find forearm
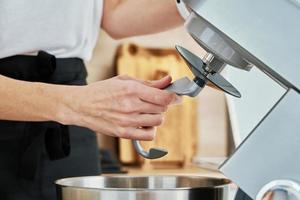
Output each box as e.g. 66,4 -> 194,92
0,75 -> 77,124
102,0 -> 183,39
0,74 -> 180,140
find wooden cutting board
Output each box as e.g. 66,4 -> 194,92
116,44 -> 198,168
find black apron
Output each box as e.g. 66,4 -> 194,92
0,52 -> 101,200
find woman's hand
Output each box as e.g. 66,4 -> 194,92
64,75 -> 181,141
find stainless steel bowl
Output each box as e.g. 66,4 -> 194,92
56,175 -> 231,200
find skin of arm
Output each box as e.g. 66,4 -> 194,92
102,0 -> 184,39
0,75 -> 180,140
0,75 -> 71,122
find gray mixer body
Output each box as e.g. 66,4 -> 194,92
182,0 -> 300,199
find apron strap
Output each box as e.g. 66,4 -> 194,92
0,51 -> 71,180
20,122 -> 70,180
36,51 -> 57,82
45,122 -> 70,161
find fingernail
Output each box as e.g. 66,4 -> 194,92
172,95 -> 182,105
162,75 -> 171,80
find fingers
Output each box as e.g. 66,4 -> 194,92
120,113 -> 164,127
138,100 -> 168,113
119,127 -> 157,141
138,85 -> 178,106
170,95 -> 183,105
103,112 -> 165,128
144,76 -> 183,105
145,75 -> 172,89
109,96 -> 167,114
81,75 -> 183,142
82,116 -> 157,141
118,74 -> 172,89
117,75 -> 181,106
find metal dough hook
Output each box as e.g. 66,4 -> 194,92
132,45 -> 241,159
132,140 -> 168,159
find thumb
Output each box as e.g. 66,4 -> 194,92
146,75 -> 172,89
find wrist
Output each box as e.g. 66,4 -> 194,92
42,83 -> 84,126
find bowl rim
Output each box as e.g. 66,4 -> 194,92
55,175 -> 232,192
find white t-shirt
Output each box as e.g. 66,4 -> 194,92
0,0 -> 103,61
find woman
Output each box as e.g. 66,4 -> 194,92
0,0 -> 183,199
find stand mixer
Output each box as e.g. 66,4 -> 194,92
55,1 -> 300,200
134,0 -> 300,199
